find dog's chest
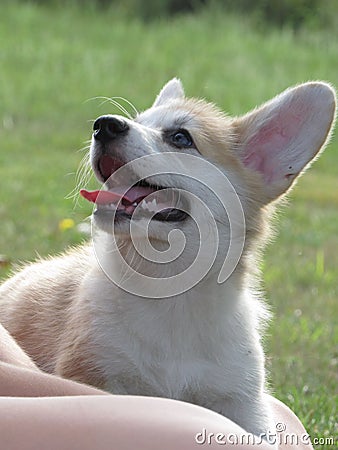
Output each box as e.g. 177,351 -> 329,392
85,274 -> 258,399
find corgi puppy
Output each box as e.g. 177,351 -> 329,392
0,79 -> 335,441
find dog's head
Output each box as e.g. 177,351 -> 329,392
81,79 -> 335,294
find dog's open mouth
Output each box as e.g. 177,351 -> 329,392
80,155 -> 188,222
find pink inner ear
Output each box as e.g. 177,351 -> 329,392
242,107 -> 304,184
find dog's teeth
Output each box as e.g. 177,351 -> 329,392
138,199 -> 158,213
141,200 -> 151,211
132,202 -> 137,207
140,200 -> 147,210
143,198 -> 155,212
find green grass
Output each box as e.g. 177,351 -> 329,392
0,2 -> 337,447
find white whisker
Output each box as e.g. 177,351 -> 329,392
84,96 -> 138,119
66,151 -> 92,206
111,96 -> 139,117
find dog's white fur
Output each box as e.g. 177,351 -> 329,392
0,79 -> 335,440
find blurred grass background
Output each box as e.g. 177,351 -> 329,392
0,1 -> 337,447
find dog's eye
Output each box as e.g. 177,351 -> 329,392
170,130 -> 194,148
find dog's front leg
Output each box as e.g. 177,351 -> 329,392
104,378 -> 130,395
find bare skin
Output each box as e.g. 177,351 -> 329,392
0,323 -> 313,449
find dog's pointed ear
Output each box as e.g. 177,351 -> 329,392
152,78 -> 185,107
233,82 -> 336,202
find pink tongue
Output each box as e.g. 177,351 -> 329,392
80,186 -> 157,205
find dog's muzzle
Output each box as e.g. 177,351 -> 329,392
81,115 -> 189,223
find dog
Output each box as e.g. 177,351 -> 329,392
0,79 -> 335,440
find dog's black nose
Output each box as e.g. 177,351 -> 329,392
93,115 -> 129,142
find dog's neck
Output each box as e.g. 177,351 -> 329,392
94,231 -> 248,307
